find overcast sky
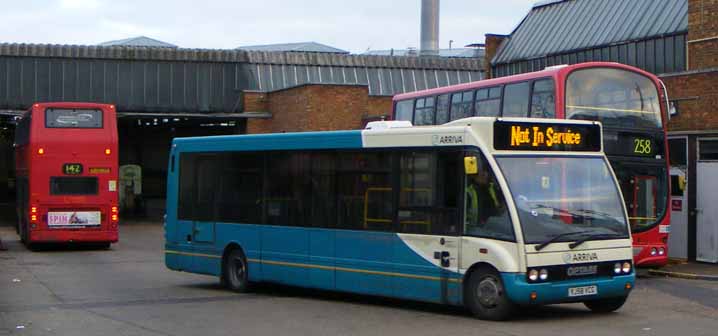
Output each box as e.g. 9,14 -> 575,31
0,0 -> 534,53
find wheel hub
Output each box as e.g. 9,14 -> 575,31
477,277 -> 500,307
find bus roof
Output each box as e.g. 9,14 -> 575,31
392,61 -> 656,102
172,117 -> 603,155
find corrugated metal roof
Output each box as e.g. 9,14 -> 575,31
98,36 -> 178,48
364,48 -> 485,58
237,42 -> 349,54
492,0 -> 688,65
0,43 -> 482,71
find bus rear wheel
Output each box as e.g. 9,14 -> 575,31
465,267 -> 515,321
223,249 -> 250,293
584,296 -> 627,313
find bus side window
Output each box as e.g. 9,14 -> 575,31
337,151 -> 394,231
449,91 -> 474,121
398,151 -> 461,235
394,100 -> 415,122
530,79 -> 556,118
265,153 -> 310,227
217,153 -> 264,224
475,87 -> 502,117
195,156 -> 220,222
435,94 -> 450,124
502,82 -> 530,117
414,97 -> 436,126
464,153 -> 514,241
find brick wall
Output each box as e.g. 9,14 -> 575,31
688,0 -> 718,69
484,34 -> 508,78
245,84 -> 389,134
662,69 -> 718,132
367,96 -> 393,119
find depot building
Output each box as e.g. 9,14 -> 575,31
0,38 -> 484,220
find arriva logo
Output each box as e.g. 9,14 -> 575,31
563,252 -> 599,264
432,135 -> 463,145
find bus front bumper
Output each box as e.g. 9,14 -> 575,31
501,273 -> 635,305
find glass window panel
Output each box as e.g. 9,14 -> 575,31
530,79 -> 556,118
336,151 -> 394,231
465,152 -> 513,241
502,82 -> 530,117
395,100 -> 414,122
435,94 -> 450,124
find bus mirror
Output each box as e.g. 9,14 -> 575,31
464,156 -> 478,175
678,175 -> 686,191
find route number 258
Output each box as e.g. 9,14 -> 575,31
634,139 -> 652,155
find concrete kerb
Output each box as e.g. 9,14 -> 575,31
648,269 -> 718,282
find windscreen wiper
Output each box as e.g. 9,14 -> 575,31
568,233 -> 625,249
534,230 -> 593,251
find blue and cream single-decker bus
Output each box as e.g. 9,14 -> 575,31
164,117 -> 635,320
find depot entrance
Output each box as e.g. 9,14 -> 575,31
0,111 -> 262,226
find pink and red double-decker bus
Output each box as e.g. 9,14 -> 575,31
14,102 -> 119,248
392,62 -> 670,267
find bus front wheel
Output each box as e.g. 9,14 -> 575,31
584,296 -> 627,313
223,249 -> 250,293
465,266 -> 515,321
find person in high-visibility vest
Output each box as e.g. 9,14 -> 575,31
466,170 -> 501,226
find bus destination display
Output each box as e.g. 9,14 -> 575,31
494,121 -> 601,151
63,163 -> 83,175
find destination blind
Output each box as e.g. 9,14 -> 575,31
493,121 -> 601,152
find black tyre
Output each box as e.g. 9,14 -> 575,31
95,242 -> 111,250
465,267 -> 515,321
584,296 -> 627,313
223,249 -> 250,292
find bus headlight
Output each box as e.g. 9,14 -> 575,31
528,269 -> 539,281
658,247 -> 665,256
614,263 -> 622,274
650,248 -> 657,256
622,262 -> 632,274
539,269 -> 549,281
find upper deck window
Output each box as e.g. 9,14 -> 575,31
502,82 -> 530,117
475,86 -> 502,117
530,79 -> 555,118
394,100 -> 414,122
414,97 -> 436,125
566,68 -> 661,129
46,108 -> 103,128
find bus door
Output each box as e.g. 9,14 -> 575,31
631,175 -> 658,228
393,151 -> 462,304
185,156 -> 219,274
192,157 -> 217,245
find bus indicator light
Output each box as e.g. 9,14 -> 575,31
111,206 -> 118,213
111,214 -> 118,222
31,207 -> 37,213
38,148 -> 45,155
31,214 -> 37,222
105,149 -> 111,155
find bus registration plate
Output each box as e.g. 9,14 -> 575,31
568,285 -> 597,297
48,211 -> 101,227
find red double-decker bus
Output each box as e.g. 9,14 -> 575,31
392,62 -> 670,267
14,102 -> 119,248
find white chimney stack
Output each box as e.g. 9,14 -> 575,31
420,0 -> 440,57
